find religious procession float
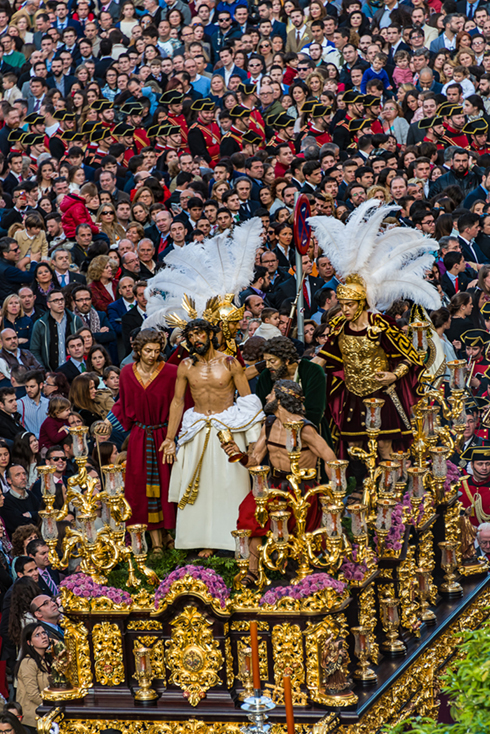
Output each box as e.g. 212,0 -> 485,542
34,203 -> 490,734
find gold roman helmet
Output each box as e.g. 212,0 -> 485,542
337,274 -> 367,320
165,294 -> 245,356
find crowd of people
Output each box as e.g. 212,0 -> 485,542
3,0 -> 490,726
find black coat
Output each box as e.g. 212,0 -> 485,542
429,167 -> 482,198
271,275 -> 324,319
36,567 -> 60,598
121,307 -> 144,355
440,271 -> 471,299
55,358 -> 84,384
0,410 -> 24,442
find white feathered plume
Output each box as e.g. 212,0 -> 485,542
309,200 -> 441,312
145,218 -> 264,328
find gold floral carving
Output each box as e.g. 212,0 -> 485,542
59,721 -> 245,734
153,574 -> 230,617
397,544 -> 421,635
37,707 -> 63,734
445,500 -> 463,564
231,620 -> 269,631
268,623 -> 307,705
132,588 -> 156,612
127,620 -> 163,631
59,587 -> 90,613
225,637 -> 234,689
62,618 -> 93,691
134,636 -> 166,683
165,605 -> 224,706
237,636 -> 268,683
358,584 -> 379,664
92,622 -> 125,686
418,526 -> 438,605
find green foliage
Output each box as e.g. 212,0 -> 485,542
384,617 -> 490,734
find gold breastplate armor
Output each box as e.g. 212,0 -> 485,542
338,332 -> 389,397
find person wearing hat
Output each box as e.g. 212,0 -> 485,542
461,329 -> 490,394
419,115 -> 445,150
463,118 -> 490,157
111,123 -> 137,166
452,398 -> 486,469
85,127 -> 113,167
25,134 -> 48,176
332,90 -> 365,150
459,446 -> 490,528
346,118 -> 372,150
188,99 -> 221,167
160,90 -> 189,148
363,94 -> 383,135
220,105 -> 251,157
24,112 -> 46,139
91,98 -> 115,131
299,104 -> 332,148
241,130 -> 263,157
48,110 -> 77,160
147,124 -> 167,155
437,102 -> 469,148
267,112 -> 296,156
160,124 -> 187,156
237,82 -> 266,141
120,102 -> 150,152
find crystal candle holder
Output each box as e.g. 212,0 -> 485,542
39,510 -> 59,541
249,466 -> 270,498
326,459 -> 349,495
102,464 -> 124,496
363,397 -> 384,431
415,567 -> 436,623
320,500 -> 343,538
422,405 -> 439,438
411,321 -> 429,353
430,447 -> 449,478
239,645 -> 254,700
69,426 -> 89,458
134,646 -> 158,701
110,515 -> 126,536
452,404 -> 466,428
270,510 -> 290,543
380,597 -> 406,655
376,498 -> 396,531
447,359 -> 467,391
438,541 -> 463,596
78,513 -> 98,546
37,465 -> 57,497
407,467 -> 426,499
390,450 -> 409,482
378,461 -> 401,496
349,503 -> 368,537
351,625 -> 377,682
100,500 -> 111,526
283,420 -> 303,455
127,524 -> 149,556
231,529 -> 251,560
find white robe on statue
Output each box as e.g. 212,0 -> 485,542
169,394 -> 264,550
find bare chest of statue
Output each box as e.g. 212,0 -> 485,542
186,357 -> 236,415
338,332 -> 389,397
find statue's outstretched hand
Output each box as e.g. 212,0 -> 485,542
160,438 -> 176,464
375,371 -> 397,387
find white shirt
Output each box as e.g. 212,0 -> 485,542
122,298 -> 134,310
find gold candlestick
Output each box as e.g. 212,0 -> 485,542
415,567 -> 436,624
133,646 -> 158,701
380,598 -> 406,655
351,626 -> 377,682
238,645 -> 254,701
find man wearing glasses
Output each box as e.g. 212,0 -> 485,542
30,289 -> 84,371
0,237 -> 40,301
30,594 -> 64,641
27,538 -> 60,599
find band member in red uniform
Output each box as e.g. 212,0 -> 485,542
463,118 -> 490,156
49,110 -> 77,160
363,94 -> 383,134
147,124 -> 166,155
332,90 -> 365,150
25,133 -> 48,175
266,112 -> 296,155
112,122 -> 137,166
461,329 -> 490,395
120,101 -> 150,152
242,129 -> 264,156
238,82 -> 266,141
220,105 -> 251,157
85,126 -> 113,167
459,446 -> 490,528
438,102 -> 469,148
303,103 -> 332,146
161,90 -> 189,148
91,98 -> 116,131
419,115 -> 446,150
188,98 -> 222,167
347,117 -> 372,149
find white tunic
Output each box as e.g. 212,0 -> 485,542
169,394 -> 264,550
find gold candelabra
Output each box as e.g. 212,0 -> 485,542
347,398 -> 385,518
133,646 -> 158,701
39,426 -> 158,587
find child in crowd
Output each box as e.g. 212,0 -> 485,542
392,50 -> 413,88
361,52 -> 392,94
254,308 -> 283,339
39,396 -> 72,452
13,212 -> 49,260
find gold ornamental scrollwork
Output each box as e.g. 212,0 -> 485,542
59,721 -> 244,734
225,637 -> 234,688
128,619 -> 163,631
445,500 -> 463,564
134,635 -> 166,683
62,618 -> 93,691
152,574 -> 230,617
165,605 -> 224,706
418,526 -> 438,605
397,544 -> 421,635
231,620 -> 269,631
268,623 -> 307,705
303,616 -> 353,706
237,636 -> 268,684
358,584 -> 379,664
92,621 -> 125,686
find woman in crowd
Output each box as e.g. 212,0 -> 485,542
69,374 -> 111,426
86,345 -> 112,381
32,263 -> 56,310
0,295 -> 32,347
15,623 -> 51,734
87,255 -> 118,312
11,433 -> 40,489
0,441 -> 11,495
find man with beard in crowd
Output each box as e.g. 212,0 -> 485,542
161,319 -> 263,557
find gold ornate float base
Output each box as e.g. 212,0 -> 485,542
38,575 -> 490,734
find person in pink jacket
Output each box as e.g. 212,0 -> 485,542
60,182 -> 100,239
